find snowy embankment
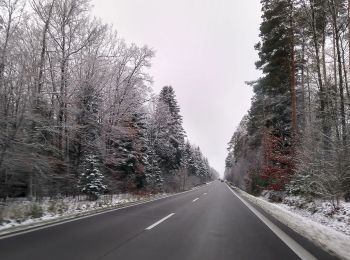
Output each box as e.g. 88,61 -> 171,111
0,193 -> 169,236
232,186 -> 350,260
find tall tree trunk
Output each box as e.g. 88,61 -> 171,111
348,0 -> 350,70
341,36 -> 350,100
306,59 -> 312,125
58,2 -> 67,154
332,22 -> 341,142
301,32 -> 306,127
36,1 -> 55,99
28,0 -> 55,198
310,0 -> 329,140
288,1 -> 297,135
331,0 -> 347,145
322,29 -> 330,111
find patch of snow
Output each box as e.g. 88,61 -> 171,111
280,196 -> 350,236
233,187 -> 350,260
0,193 -> 169,235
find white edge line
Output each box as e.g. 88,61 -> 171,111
145,213 -> 175,230
0,184 -> 209,240
203,193 -> 207,195
225,184 -> 317,260
192,198 -> 199,202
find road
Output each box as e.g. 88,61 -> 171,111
0,181 -> 337,260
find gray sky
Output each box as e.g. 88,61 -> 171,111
91,0 -> 262,176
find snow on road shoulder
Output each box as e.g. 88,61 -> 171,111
232,187 -> 350,260
0,193 -> 168,236
0,184 -> 208,236
280,195 -> 350,236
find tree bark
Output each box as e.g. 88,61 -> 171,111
288,0 -> 297,136
331,0 -> 347,145
310,0 -> 329,140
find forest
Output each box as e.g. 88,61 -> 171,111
225,0 -> 350,204
0,0 -> 217,200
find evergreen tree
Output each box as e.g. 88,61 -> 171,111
113,112 -> 149,191
226,0 -> 299,192
76,82 -> 106,199
183,141 -> 197,175
154,86 -> 186,172
246,0 -> 297,190
254,0 -> 294,132
144,145 -> 163,191
261,127 -> 294,191
181,141 -> 212,183
78,153 -> 106,200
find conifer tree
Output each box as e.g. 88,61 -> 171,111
154,86 -> 186,172
113,112 -> 149,191
144,146 -> 163,191
261,127 -> 294,191
183,141 -> 197,175
249,0 -> 297,189
76,82 -> 106,199
78,153 -> 106,200
254,0 -> 294,131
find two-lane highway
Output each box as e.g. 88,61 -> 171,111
0,181 -> 337,260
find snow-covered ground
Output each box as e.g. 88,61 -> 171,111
277,195 -> 350,236
232,186 -> 350,260
0,193 -> 168,235
0,183 -> 211,236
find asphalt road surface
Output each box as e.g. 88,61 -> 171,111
0,181 -> 337,260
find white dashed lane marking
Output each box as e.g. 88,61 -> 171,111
145,213 -> 175,230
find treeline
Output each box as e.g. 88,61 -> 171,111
225,0 -> 350,203
0,0 -> 217,199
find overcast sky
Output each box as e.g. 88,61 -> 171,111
91,0 -> 262,176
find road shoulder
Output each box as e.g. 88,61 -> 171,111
226,184 -> 345,260
0,184 -> 210,239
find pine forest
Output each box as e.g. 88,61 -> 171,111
225,0 -> 350,204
